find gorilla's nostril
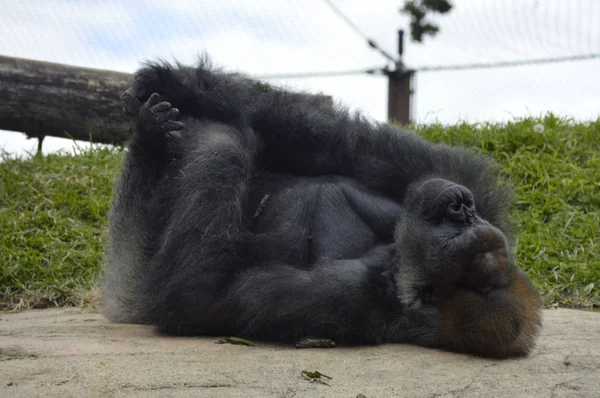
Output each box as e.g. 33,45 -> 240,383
445,202 -> 475,224
463,204 -> 475,224
445,205 -> 463,222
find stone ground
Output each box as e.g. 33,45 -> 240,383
0,308 -> 599,397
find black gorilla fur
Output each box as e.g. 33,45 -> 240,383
102,58 -> 542,358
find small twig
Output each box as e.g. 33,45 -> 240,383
253,193 -> 270,218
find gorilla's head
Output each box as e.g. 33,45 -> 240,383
393,178 -> 542,357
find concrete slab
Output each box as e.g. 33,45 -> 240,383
0,308 -> 599,397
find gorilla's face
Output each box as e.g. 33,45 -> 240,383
394,178 -> 514,306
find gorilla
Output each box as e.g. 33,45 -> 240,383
102,58 -> 542,358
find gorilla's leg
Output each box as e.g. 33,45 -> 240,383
139,117 -> 258,332
393,178 -> 542,357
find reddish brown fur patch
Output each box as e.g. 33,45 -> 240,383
439,269 -> 542,358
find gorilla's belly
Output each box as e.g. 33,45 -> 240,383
249,175 -> 401,266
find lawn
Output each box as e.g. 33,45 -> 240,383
1,114 -> 598,310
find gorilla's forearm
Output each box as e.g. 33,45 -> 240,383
225,259 -> 396,343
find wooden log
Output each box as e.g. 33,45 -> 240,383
0,55 -> 134,145
0,55 -> 335,147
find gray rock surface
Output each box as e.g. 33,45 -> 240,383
0,308 -> 599,397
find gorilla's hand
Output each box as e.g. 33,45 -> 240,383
121,66 -> 166,116
136,93 -> 183,136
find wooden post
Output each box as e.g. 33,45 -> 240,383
387,69 -> 414,125
387,29 -> 414,125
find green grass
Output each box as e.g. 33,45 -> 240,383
416,114 -> 599,307
0,114 -> 598,310
0,145 -> 122,310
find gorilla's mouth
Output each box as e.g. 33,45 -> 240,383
443,222 -> 507,261
461,226 -> 509,262
440,215 -> 486,240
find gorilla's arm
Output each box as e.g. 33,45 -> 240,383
125,61 -> 422,189
124,61 -> 509,228
217,248 -> 401,344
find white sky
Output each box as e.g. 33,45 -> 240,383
1,0 -> 599,156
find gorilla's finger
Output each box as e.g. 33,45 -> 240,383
162,120 -> 185,132
147,93 -> 161,107
151,101 -> 172,113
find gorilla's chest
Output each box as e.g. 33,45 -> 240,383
247,174 -> 402,266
